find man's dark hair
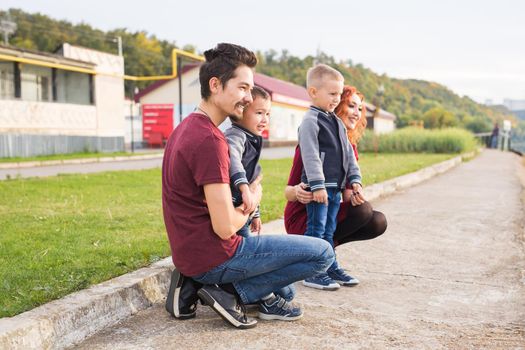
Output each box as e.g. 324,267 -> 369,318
200,43 -> 257,99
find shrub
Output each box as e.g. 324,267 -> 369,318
359,127 -> 478,153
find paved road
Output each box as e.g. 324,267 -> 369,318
73,150 -> 525,349
0,147 -> 295,180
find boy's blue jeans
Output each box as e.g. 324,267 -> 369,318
305,187 -> 341,271
192,234 -> 334,304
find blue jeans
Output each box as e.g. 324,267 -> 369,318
236,218 -> 252,238
305,188 -> 341,247
192,234 -> 334,304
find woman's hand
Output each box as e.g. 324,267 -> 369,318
295,183 -> 314,204
349,183 -> 366,206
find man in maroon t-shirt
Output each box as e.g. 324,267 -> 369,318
162,43 -> 335,329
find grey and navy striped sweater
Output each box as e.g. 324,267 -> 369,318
298,106 -> 361,191
224,123 -> 262,218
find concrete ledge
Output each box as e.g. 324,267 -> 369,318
0,153 -> 164,170
0,259 -> 173,350
0,151 -> 476,349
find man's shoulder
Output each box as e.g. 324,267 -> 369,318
183,114 -> 225,141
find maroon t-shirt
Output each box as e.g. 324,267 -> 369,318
162,113 -> 242,277
284,145 -> 359,235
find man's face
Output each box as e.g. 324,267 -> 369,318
309,78 -> 344,113
216,65 -> 254,118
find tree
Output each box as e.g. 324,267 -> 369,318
423,107 -> 458,129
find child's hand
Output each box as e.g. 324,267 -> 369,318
313,189 -> 328,205
240,185 -> 256,214
250,217 -> 262,234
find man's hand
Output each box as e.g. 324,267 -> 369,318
250,217 -> 262,234
248,175 -> 263,210
313,189 -> 328,205
239,184 -> 256,214
350,183 -> 366,206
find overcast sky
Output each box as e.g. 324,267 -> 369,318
3,0 -> 524,104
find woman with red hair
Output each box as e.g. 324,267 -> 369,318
284,86 -> 387,286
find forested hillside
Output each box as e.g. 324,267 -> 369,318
2,8 -> 516,132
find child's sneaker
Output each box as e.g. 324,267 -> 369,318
302,273 -> 340,291
258,295 -> 303,321
328,267 -> 360,286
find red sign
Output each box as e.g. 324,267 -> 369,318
142,104 -> 174,145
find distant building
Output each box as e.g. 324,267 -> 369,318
365,104 -> 396,134
0,43 -> 125,157
503,99 -> 525,111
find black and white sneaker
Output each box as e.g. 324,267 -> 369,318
165,269 -> 201,320
197,284 -> 257,329
258,295 -> 303,321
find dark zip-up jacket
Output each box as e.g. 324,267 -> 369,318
224,123 -> 262,218
298,106 -> 361,191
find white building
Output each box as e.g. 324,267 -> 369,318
0,43 -> 125,157
365,104 -> 397,134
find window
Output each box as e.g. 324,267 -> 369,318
0,61 -> 15,99
20,64 -> 52,102
55,70 -> 92,105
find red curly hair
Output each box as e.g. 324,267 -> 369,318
334,85 -> 367,145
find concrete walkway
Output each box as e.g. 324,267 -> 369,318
0,147 -> 295,180
72,150 -> 525,349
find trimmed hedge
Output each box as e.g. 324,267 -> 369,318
359,128 -> 478,153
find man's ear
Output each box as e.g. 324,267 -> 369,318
209,77 -> 222,94
307,86 -> 317,99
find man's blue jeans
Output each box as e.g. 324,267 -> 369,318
192,234 -> 334,304
305,188 -> 341,247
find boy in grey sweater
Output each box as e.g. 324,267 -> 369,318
224,86 -> 271,236
298,64 -> 362,290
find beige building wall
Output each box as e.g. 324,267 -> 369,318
0,100 -> 97,135
268,104 -> 306,142
60,43 -> 125,137
373,118 -> 395,134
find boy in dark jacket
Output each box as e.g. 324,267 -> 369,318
224,86 -> 270,236
299,64 -> 362,290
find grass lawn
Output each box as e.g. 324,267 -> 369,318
0,152 -> 456,317
0,151 -> 161,163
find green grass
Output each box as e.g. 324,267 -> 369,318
0,151 -> 161,163
0,152 -> 457,317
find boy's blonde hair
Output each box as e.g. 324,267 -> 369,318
306,64 -> 344,88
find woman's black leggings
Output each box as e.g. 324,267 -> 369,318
333,201 -> 387,246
